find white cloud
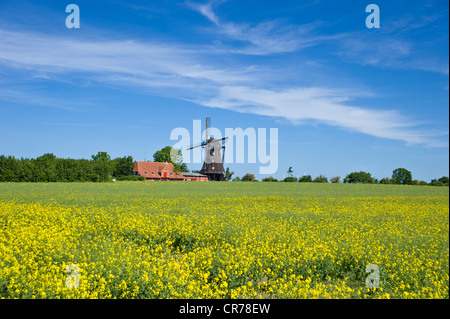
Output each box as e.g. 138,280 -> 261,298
0,28 -> 446,147
0,29 -> 249,87
188,0 -> 338,55
188,1 -> 220,24
333,11 -> 449,75
335,32 -> 449,75
217,20 -> 329,55
0,88 -> 87,111
189,1 -> 449,73
198,86 -> 448,147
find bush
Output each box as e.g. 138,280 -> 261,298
283,176 -> 298,182
429,177 -> 448,187
298,175 -> 313,183
262,177 -> 278,182
241,173 -> 257,182
344,171 -> 375,184
115,175 -> 145,181
330,176 -> 341,183
430,180 -> 443,186
379,177 -> 393,184
313,175 -> 328,183
436,176 -> 449,186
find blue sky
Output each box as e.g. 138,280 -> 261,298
0,0 -> 448,181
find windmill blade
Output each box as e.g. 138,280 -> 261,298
205,117 -> 211,141
219,136 -> 228,144
186,141 -> 206,150
222,144 -> 225,163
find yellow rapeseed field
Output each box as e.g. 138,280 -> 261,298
0,182 -> 448,299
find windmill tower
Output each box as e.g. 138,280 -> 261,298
187,117 -> 228,181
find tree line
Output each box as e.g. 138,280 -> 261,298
1,151 -> 448,187
233,168 -> 449,186
0,152 -> 136,182
0,147 -> 190,183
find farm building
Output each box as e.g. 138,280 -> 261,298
181,172 -> 209,181
132,161 -> 208,181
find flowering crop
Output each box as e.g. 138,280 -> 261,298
0,183 -> 448,299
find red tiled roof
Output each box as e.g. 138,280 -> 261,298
133,161 -> 185,180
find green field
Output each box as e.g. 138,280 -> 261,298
1,181 -> 448,202
0,182 -> 448,298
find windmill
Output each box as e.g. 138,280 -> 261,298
187,117 -> 229,181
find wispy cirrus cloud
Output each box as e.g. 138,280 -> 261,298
188,0 -> 449,74
187,0 -> 337,55
197,86 -> 448,147
0,28 -> 253,93
215,20 -> 333,55
0,26 -> 446,147
334,10 -> 449,75
335,31 -> 449,75
43,122 -> 99,127
187,0 -> 222,24
0,88 -> 86,111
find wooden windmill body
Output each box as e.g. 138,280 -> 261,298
187,118 -> 227,181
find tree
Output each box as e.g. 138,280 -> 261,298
0,155 -> 18,182
330,176 -> 341,183
91,151 -> 112,182
224,167 -> 234,181
379,177 -> 393,184
79,158 -> 96,182
438,176 -> 449,186
313,175 -> 328,183
153,146 -> 185,172
153,146 -> 174,163
179,163 -> 189,173
0,153 -> 135,183
35,153 -> 58,182
232,176 -> 241,182
111,156 -> 134,177
283,167 -> 296,182
298,175 -> 313,183
241,173 -> 256,182
392,168 -> 412,185
430,179 -> 443,186
287,167 -> 294,177
344,171 -> 375,184
262,176 -> 278,182
430,176 -> 449,187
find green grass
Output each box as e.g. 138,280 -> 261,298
1,181 -> 448,205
